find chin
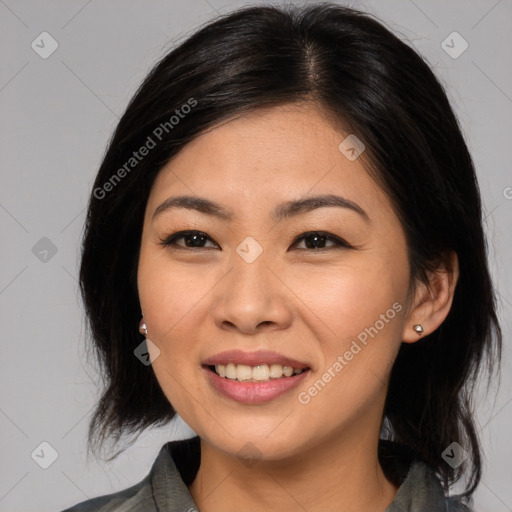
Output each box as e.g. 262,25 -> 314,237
193,415 -> 314,462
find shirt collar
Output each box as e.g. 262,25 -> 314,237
149,436 -> 460,512
149,436 -> 200,512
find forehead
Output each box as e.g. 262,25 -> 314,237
147,104 -> 392,222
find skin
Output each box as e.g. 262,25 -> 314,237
137,102 -> 459,512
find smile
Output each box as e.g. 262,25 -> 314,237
201,350 -> 311,404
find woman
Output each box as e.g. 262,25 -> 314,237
62,3 -> 502,511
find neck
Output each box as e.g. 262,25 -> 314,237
189,423 -> 398,512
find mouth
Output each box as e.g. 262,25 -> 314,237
201,350 -> 311,404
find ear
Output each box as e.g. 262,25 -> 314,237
402,251 -> 459,343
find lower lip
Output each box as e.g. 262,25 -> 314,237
204,367 -> 310,404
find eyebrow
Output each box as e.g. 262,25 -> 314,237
152,194 -> 369,222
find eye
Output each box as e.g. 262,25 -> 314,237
159,230 -> 352,252
159,230 -> 220,250
291,231 -> 353,250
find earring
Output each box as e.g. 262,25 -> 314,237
413,324 -> 424,335
139,318 -> 148,336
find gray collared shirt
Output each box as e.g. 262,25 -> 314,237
61,437 -> 468,512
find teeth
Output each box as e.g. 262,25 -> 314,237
283,366 -> 294,377
237,364 -> 252,381
225,363 -> 237,379
214,363 -> 306,381
252,364 -> 269,380
269,363 -> 283,379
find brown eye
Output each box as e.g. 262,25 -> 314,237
159,230 -> 352,252
160,230 -> 219,250
291,231 -> 352,250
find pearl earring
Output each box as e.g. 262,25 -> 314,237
413,324 -> 424,335
139,318 -> 148,336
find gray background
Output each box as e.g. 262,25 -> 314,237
0,0 -> 511,511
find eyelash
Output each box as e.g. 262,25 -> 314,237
158,230 -> 353,252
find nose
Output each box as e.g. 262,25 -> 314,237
211,255 -> 293,335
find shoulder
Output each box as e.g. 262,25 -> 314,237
60,437 -> 201,512
385,460 -> 470,512
379,441 -> 470,512
59,473 -> 155,512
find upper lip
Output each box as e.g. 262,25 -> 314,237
202,350 -> 310,369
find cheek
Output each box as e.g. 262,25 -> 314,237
293,260 -> 407,343
292,269 -> 407,424
137,252 -> 206,411
138,247 -> 210,342
137,247 -> 226,416
292,259 -> 409,407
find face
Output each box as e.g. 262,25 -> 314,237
137,103 -> 413,461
